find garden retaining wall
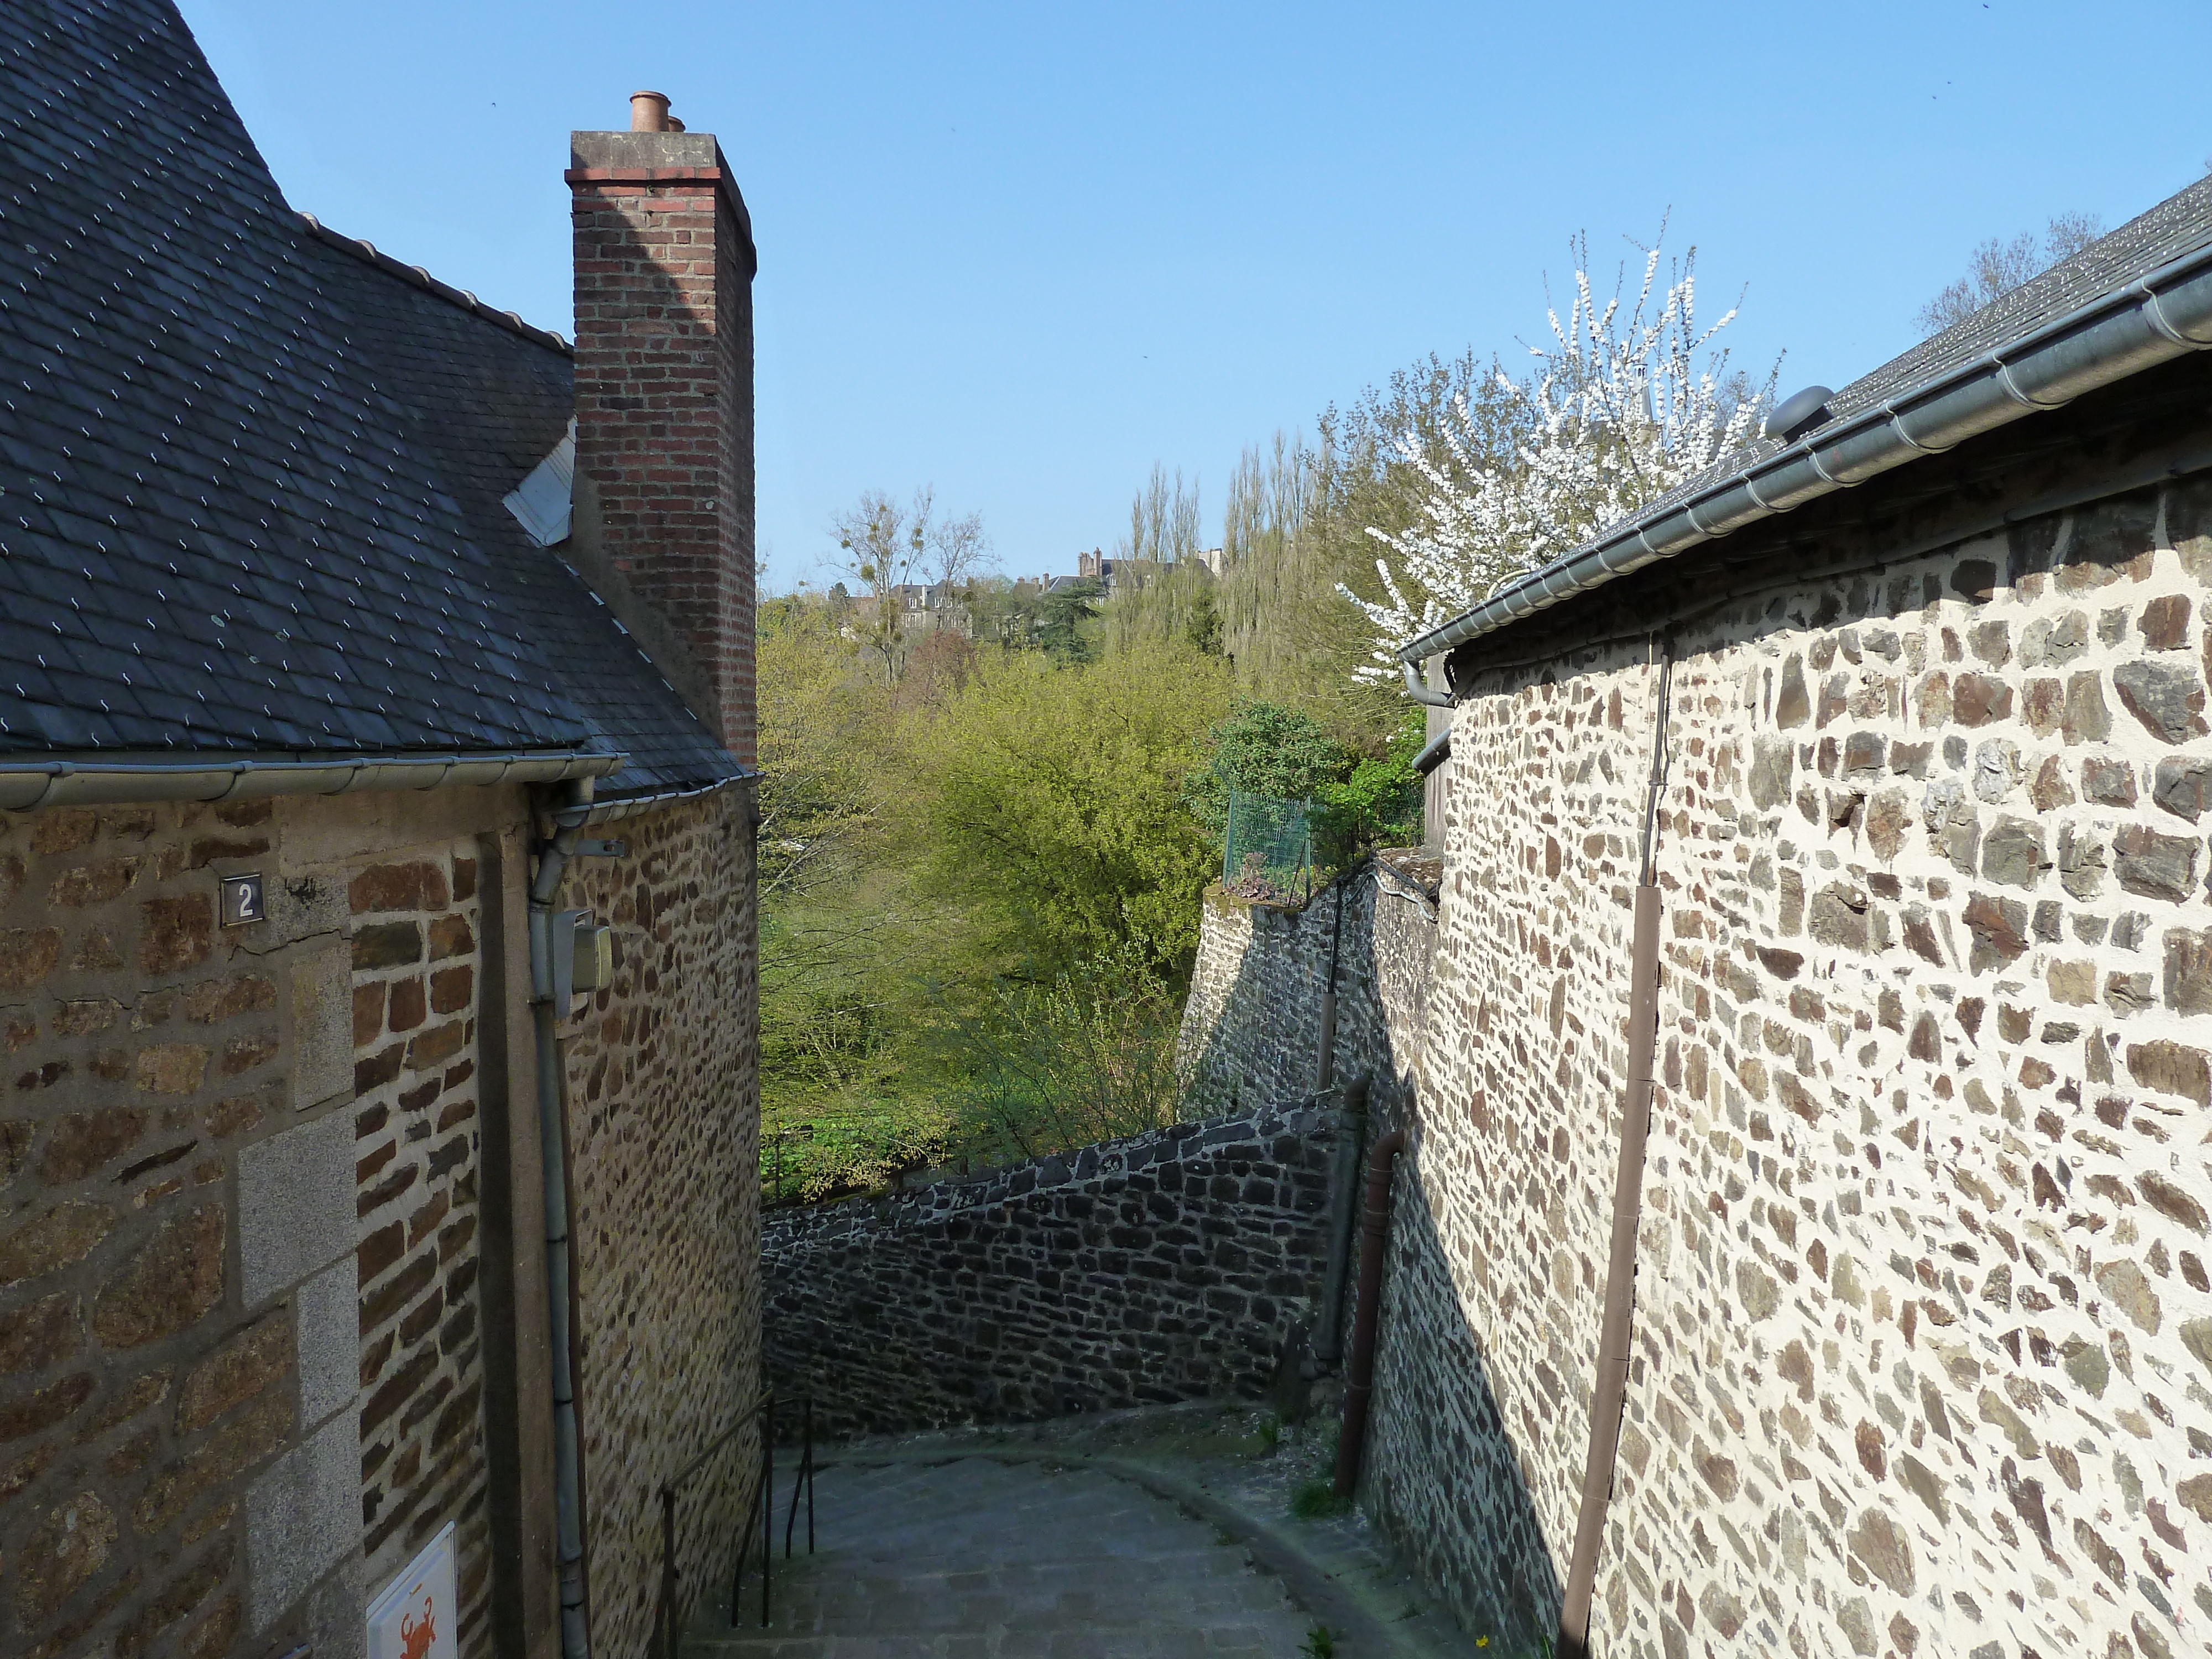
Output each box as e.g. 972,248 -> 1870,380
761,1102 -> 1348,1437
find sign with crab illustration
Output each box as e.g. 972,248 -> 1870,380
366,1522 -> 457,1659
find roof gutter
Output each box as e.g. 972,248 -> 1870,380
1401,660 -> 1453,707
1400,236 -> 2212,672
549,771 -> 757,828
0,749 -> 625,813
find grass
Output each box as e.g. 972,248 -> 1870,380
1300,1625 -> 1337,1658
1288,1477 -> 1351,1520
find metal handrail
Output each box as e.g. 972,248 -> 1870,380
658,1391 -> 816,1657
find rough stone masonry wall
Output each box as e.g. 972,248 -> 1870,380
1178,852 -> 1442,1121
1179,883 -> 1365,1114
0,795 -> 363,1659
763,1102 -> 1347,1439
561,789 -> 759,1659
1358,474 -> 2212,1659
347,842 -> 492,1649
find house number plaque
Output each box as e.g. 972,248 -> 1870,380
219,873 -> 265,926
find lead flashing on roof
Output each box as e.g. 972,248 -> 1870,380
507,422 -> 577,547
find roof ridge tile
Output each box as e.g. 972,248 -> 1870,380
295,212 -> 572,357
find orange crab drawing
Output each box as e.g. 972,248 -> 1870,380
400,1598 -> 438,1659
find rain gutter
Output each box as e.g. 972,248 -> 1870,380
1399,236 -> 2212,675
549,770 -> 757,828
0,749 -> 624,813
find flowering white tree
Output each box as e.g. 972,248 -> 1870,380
1341,234 -> 1766,684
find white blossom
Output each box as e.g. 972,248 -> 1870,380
1342,236 -> 1764,684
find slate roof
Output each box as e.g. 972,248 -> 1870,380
0,0 -> 740,796
1637,174 -> 2212,523
1408,174 -> 2212,663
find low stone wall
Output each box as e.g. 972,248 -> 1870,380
762,1103 -> 1347,1437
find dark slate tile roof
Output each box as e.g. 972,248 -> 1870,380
1829,175 -> 2212,424
1634,175 -> 2212,525
0,0 -> 739,796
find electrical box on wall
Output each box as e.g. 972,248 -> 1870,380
571,916 -> 614,993
527,907 -> 615,1018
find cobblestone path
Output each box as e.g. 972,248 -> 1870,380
684,1454 -> 1325,1657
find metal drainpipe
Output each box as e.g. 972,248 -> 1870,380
1332,1126 -> 1407,1498
1311,1073 -> 1369,1368
1401,658 -> 1453,707
1557,638 -> 1674,1659
531,782 -> 593,1659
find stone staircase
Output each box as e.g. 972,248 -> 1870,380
683,1454 -> 1323,1657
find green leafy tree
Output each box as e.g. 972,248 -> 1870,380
1035,576 -> 1103,664
1183,701 -> 1354,836
932,939 -> 1186,1166
1102,561 -> 1222,659
904,641 -> 1235,974
1310,706 -> 1425,862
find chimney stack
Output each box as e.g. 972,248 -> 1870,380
568,100 -> 757,763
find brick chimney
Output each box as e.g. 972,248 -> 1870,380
567,100 -> 758,764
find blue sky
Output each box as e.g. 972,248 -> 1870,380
179,1 -> 2212,594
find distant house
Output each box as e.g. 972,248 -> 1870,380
1076,546 -> 1224,597
1,7 -> 760,1658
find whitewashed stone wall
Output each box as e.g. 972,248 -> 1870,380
1410,478 -> 2212,1659
1185,474 -> 2212,1658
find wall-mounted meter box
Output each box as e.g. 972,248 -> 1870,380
366,1522 -> 456,1659
529,909 -> 614,1018
571,916 -> 614,993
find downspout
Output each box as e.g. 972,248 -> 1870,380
1332,1126 -> 1407,1497
1557,639 -> 1674,1659
1311,1073 -> 1369,1368
531,781 -> 594,1659
1401,658 -> 1453,707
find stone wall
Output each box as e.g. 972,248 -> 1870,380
347,842 -> 493,1642
1181,469 -> 2212,1656
0,781 -> 760,1659
762,1102 -> 1347,1439
1177,850 -> 1441,1121
1418,476 -> 2212,1657
0,795 -> 360,1659
561,788 -> 759,1659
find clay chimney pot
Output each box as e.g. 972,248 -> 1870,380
629,90 -> 671,132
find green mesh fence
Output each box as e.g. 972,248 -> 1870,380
1221,789 -> 1312,906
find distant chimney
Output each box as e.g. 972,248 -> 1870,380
568,108 -> 758,763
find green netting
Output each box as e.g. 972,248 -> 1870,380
1222,789 -> 1311,906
